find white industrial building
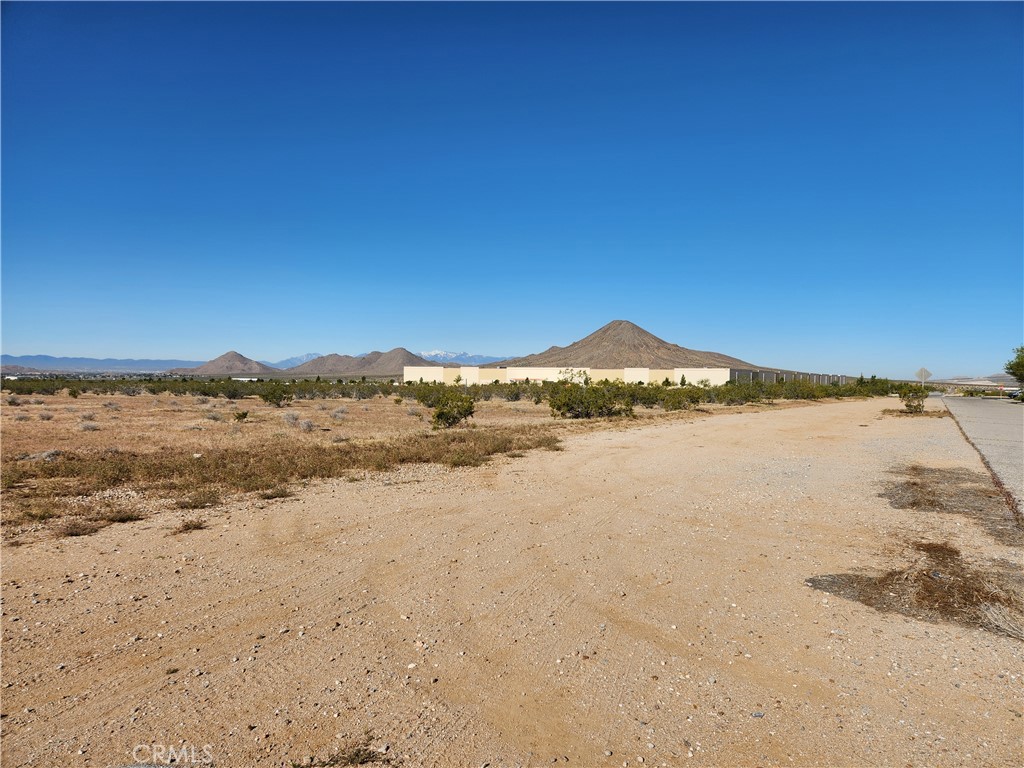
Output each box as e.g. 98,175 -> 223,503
403,366 -> 851,386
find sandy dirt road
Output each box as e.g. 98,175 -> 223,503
2,398 -> 1021,767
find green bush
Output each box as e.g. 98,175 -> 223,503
549,382 -> 633,419
662,385 -> 708,411
898,385 -> 927,413
432,389 -> 475,428
259,383 -> 293,407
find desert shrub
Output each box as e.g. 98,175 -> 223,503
80,422 -> 100,431
549,382 -> 633,419
432,390 -> 475,428
195,396 -> 209,405
103,401 -> 121,410
233,411 -> 248,422
447,449 -> 485,467
716,380 -> 769,405
38,412 -> 54,421
80,412 -> 96,421
298,419 -> 316,432
13,413 -> 30,422
57,518 -> 104,537
260,382 -> 293,407
899,385 -> 928,413
352,384 -> 379,401
412,383 -> 448,409
662,385 -> 707,411
779,379 -> 824,400
102,509 -> 145,523
6,395 -> 21,406
172,517 -> 207,534
282,412 -> 299,426
622,382 -> 664,409
331,407 -> 348,420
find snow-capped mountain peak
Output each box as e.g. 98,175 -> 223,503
259,352 -> 323,369
419,350 -> 505,366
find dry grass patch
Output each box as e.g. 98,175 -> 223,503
808,541 -> 1023,641
55,518 -> 106,537
295,733 -> 390,767
2,426 -> 560,540
15,497 -> 149,541
259,486 -> 293,500
172,517 -> 207,535
176,488 -> 222,509
881,408 -> 949,418
881,464 -> 1022,545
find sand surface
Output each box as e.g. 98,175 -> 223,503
2,398 -> 1021,767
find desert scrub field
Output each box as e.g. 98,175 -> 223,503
0,391 -> 569,542
1,382 -> 865,543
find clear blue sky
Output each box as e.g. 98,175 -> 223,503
2,2 -> 1021,378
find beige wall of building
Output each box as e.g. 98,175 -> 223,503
501,367 -> 588,383
403,366 -> 849,387
478,369 -> 507,384
404,366 -> 738,385
675,368 -> 732,386
649,370 -> 678,385
404,366 -> 446,383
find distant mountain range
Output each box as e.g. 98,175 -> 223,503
0,354 -> 206,372
289,348 -> 430,376
167,348 -> 434,377
419,350 -> 506,366
8,321 -> 1005,381
163,322 -> 749,377
258,353 -> 323,369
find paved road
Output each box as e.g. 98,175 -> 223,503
943,396 -> 1024,509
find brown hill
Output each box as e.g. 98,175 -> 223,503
288,354 -> 362,375
288,348 -> 433,377
171,351 -> 277,376
360,348 -> 433,376
0,365 -> 41,374
494,320 -> 756,369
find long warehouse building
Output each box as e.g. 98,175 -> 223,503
404,366 -> 852,386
